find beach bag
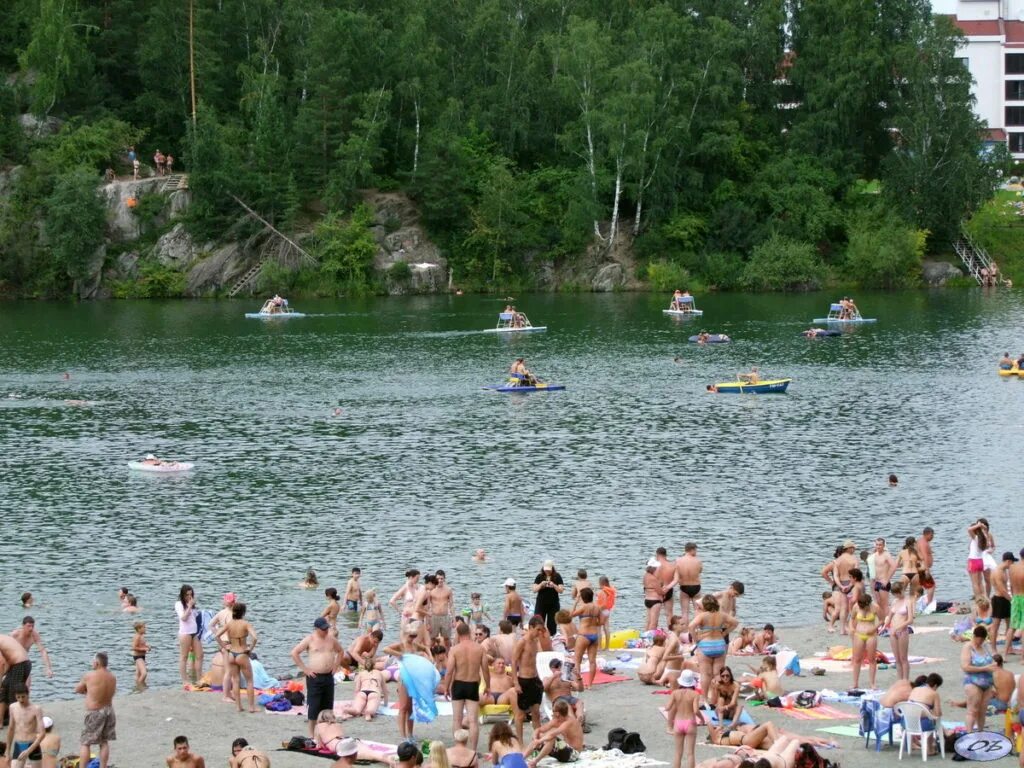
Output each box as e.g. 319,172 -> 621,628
286,736 -> 316,751
794,690 -> 820,709
604,728 -> 628,751
266,696 -> 292,712
284,690 -> 305,706
621,732 -> 647,754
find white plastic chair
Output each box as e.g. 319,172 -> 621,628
894,701 -> 945,761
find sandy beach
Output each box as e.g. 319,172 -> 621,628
27,612 -> 1021,767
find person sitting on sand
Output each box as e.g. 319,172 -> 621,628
480,658 -> 516,707
523,700 -> 583,768
636,632 -> 667,684
747,655 -> 784,699
544,658 -> 585,723
1000,353 -> 1015,370
166,735 -> 206,768
339,660 -> 387,720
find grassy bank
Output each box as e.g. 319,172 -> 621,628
965,188 -> 1024,284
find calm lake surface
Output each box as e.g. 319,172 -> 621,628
1,290 -> 1022,697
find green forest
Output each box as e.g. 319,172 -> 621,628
0,0 -> 1009,297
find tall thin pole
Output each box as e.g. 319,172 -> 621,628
189,0 -> 197,126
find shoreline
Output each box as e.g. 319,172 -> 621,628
24,612 -> 1020,767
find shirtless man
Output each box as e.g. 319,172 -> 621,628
544,659 -> 584,722
8,620 -> 52,687
6,685 -> 44,768
668,543 -> 703,627
485,621 -> 516,664
166,736 -> 205,768
832,540 -> 859,633
503,581 -> 525,630
990,554 -> 1015,656
445,623 -> 490,751
713,582 -> 744,618
524,700 -> 583,768
511,617 -> 544,744
871,540 -> 897,620
206,594 -> 236,702
229,738 -> 270,768
344,568 -> 362,612
290,618 -> 345,736
414,576 -> 442,646
916,528 -> 936,605
655,548 -> 675,627
346,630 -> 383,670
1010,549 -> 1024,663
76,652 -> 116,768
431,571 -> 455,646
992,655 -> 1015,711
0,635 -> 32,731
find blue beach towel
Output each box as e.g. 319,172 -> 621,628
703,707 -> 755,726
399,654 -> 441,723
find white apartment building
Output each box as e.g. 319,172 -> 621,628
944,0 -> 1024,156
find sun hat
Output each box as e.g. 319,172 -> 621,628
223,592 -> 237,603
42,716 -> 53,729
504,578 -> 516,587
679,670 -> 698,688
313,617 -> 330,630
336,738 -> 359,757
543,560 -> 554,569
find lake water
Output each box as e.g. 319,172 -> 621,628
1,290 -> 1022,697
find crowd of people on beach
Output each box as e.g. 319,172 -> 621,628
3,518 -> 1024,768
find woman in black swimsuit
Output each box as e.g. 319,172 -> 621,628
532,561 -> 564,636
447,730 -> 479,768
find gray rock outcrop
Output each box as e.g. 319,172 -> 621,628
922,260 -> 964,286
153,223 -> 198,267
364,190 -> 446,294
102,177 -> 167,241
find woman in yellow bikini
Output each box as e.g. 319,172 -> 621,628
849,594 -> 880,690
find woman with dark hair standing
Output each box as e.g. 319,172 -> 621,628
175,584 -> 204,685
532,560 -> 564,636
220,602 -> 258,712
967,520 -> 991,598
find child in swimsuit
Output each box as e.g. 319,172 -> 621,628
360,590 -> 385,633
39,715 -> 61,768
667,670 -> 703,768
465,593 -> 492,627
132,621 -> 150,687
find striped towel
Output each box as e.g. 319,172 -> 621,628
781,704 -> 858,721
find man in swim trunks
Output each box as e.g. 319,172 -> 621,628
655,547 -> 675,627
668,543 -> 703,627
991,553 -> 1016,656
166,735 -> 206,768
871,539 -> 897,620
346,629 -> 384,670
9,618 -> 53,684
431,571 -> 455,646
344,568 -> 362,612
544,659 -> 585,722
992,655 -> 1015,712
445,623 -> 490,751
228,738 -> 270,768
917,527 -> 936,605
0,634 -> 31,730
1000,353 -> 1015,370
291,618 -> 345,736
524,700 -> 583,768
1009,550 -> 1024,662
76,652 -> 116,768
5,684 -> 44,767
511,617 -> 544,744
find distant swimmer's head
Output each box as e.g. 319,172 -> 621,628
20,592 -> 32,608
888,473 -> 898,486
145,453 -> 156,460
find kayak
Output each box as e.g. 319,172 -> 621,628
482,383 -> 565,393
713,379 -> 791,394
811,316 -> 876,324
663,308 -> 704,317
800,330 -> 842,338
245,311 -> 305,319
688,334 -> 730,343
128,461 -> 195,473
482,325 -> 547,334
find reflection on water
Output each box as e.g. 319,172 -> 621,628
1,289 -> 1022,697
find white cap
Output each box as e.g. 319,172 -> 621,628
504,578 -> 516,587
646,558 -> 659,568
42,716 -> 54,729
543,560 -> 554,569
678,670 -> 698,688
145,453 -> 156,460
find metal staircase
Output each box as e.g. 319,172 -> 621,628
952,228 -> 994,285
227,259 -> 267,297
161,173 -> 189,193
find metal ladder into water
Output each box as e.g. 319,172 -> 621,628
951,228 -> 993,285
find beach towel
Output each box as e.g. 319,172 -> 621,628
538,749 -> 667,768
781,704 -> 857,721
380,700 -> 454,718
399,653 -> 441,723
658,707 -> 755,727
279,739 -> 398,762
591,671 -> 630,685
